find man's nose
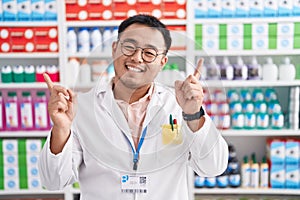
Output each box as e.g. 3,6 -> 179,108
131,48 -> 143,63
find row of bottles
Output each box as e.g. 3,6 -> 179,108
0,89 -> 50,131
67,26 -> 118,54
195,144 -> 270,189
203,88 -> 285,130
195,144 -> 242,188
201,56 -> 297,81
0,64 -> 59,83
65,58 -> 114,86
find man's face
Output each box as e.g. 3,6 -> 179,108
112,23 -> 168,89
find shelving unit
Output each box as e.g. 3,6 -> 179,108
0,1 -> 300,200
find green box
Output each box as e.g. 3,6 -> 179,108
195,37 -> 202,50
244,24 -> 252,37
294,22 -> 300,35
219,36 -> 227,50
269,37 -> 277,49
294,36 -> 300,49
269,23 -> 277,37
243,37 -> 252,50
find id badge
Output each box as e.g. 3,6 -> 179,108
121,175 -> 148,193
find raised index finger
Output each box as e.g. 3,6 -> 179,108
193,58 -> 204,80
43,73 -> 54,91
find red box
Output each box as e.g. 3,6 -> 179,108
113,1 -> 137,20
10,27 -> 35,52
34,27 -> 58,52
0,28 -> 11,53
162,0 -> 186,19
137,1 -> 163,19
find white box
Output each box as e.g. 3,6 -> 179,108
227,24 -> 243,36
249,0 -> 264,16
252,23 -> 268,36
277,36 -> 293,50
203,24 -> 219,37
236,0 -> 249,17
4,178 -> 19,190
227,36 -> 243,50
4,154 -> 18,166
252,36 -> 268,50
194,0 -> 208,18
278,0 -> 293,16
277,23 -> 294,36
28,177 -> 42,189
285,164 -> 299,188
270,164 -> 285,188
221,0 -> 235,17
202,37 -> 219,51
207,0 -> 222,17
4,166 -> 19,178
264,0 -> 278,16
26,139 -> 42,153
27,165 -> 39,177
26,153 -> 39,166
3,139 -> 18,153
285,140 -> 299,164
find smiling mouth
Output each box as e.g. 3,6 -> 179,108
126,65 -> 144,73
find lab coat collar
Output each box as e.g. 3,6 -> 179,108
94,79 -> 166,145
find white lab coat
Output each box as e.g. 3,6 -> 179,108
38,80 -> 228,200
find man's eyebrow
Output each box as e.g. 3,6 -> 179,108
122,38 -> 160,50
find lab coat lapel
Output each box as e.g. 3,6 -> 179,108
142,84 -> 165,129
101,86 -> 131,136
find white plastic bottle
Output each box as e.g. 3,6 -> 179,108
65,58 -> 80,86
241,156 -> 251,188
262,57 -> 278,81
67,27 -> 77,53
233,56 -> 248,80
78,27 -> 90,53
102,27 -> 112,52
90,27 -> 102,52
279,57 -> 296,81
220,56 -> 234,80
248,56 -> 262,80
80,60 -> 91,84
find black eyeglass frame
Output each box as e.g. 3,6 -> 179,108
119,40 -> 166,63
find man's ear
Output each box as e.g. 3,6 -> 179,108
112,41 -> 118,57
160,55 -> 168,70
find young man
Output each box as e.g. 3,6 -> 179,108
39,14 -> 228,200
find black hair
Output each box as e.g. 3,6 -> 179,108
118,14 -> 172,53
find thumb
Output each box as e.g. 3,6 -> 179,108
175,80 -> 183,91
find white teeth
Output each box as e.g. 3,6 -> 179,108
127,66 -> 142,72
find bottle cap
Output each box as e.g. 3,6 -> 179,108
8,92 -> 17,97
22,91 -> 31,97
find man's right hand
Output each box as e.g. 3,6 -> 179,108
43,73 -> 77,154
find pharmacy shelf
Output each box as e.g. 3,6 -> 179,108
0,189 -> 64,195
201,80 -> 300,88
0,131 -> 49,138
0,21 -> 58,27
0,83 -> 48,89
193,17 -> 300,24
66,19 -> 186,27
0,53 -> 59,59
193,188 -> 300,195
220,129 -> 300,137
194,50 -> 300,57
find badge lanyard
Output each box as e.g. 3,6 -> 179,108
123,126 -> 147,171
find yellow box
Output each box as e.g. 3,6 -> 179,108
161,124 -> 182,145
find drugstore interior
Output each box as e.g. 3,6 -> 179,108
1,0 -> 300,200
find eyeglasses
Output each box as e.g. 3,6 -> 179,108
119,41 -> 166,63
